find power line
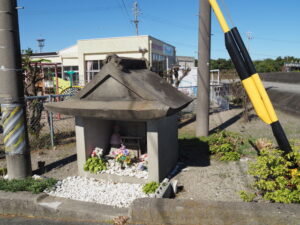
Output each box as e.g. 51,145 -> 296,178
120,0 -> 132,21
255,36 -> 300,44
116,0 -> 135,33
20,6 -> 120,15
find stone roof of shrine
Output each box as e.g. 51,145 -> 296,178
45,54 -> 193,121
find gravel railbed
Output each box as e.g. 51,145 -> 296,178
45,176 -> 149,208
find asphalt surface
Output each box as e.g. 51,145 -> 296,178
0,215 -> 111,225
263,81 -> 300,94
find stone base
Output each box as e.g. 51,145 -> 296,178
75,115 -> 178,183
79,171 -> 147,184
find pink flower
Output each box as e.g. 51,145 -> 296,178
91,151 -> 97,157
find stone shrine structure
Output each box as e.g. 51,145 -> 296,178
46,55 -> 193,182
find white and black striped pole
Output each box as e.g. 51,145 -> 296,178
0,0 -> 32,178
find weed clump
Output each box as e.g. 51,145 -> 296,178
142,181 -> 159,194
202,130 -> 246,161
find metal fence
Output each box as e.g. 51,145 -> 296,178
25,94 -> 75,149
0,94 -> 75,154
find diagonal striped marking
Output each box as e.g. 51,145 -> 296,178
5,125 -> 25,147
3,109 -> 23,137
3,118 -> 24,144
3,106 -> 21,127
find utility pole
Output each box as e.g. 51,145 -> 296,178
132,1 -> 140,36
196,0 -> 211,137
0,0 -> 32,178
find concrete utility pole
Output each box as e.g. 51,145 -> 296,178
196,0 -> 211,137
0,0 -> 32,178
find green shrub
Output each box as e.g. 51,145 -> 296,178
244,143 -> 300,203
202,130 -> 246,161
83,157 -> 107,173
0,177 -> 57,194
142,181 -> 159,194
0,168 -> 7,176
240,191 -> 256,202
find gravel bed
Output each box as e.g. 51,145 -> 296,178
45,176 -> 149,208
101,159 -> 148,179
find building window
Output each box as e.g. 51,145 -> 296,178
85,60 -> 103,83
151,53 -> 166,73
63,66 -> 79,85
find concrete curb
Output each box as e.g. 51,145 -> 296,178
130,198 -> 300,225
1,190 -> 300,225
0,190 -> 128,223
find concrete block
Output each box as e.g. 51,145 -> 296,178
147,115 -> 178,182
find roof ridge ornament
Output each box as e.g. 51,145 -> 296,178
104,54 -> 147,71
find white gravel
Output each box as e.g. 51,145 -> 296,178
102,159 -> 148,179
45,176 -> 149,208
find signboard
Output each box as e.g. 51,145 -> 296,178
163,44 -> 174,56
152,43 -> 163,52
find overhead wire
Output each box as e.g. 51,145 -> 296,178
220,0 -> 235,27
115,0 -> 135,33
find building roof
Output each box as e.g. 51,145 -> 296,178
176,56 -> 195,61
31,52 -> 58,57
45,55 -> 192,121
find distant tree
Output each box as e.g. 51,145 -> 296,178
210,58 -> 234,70
164,66 -> 191,88
22,48 -> 49,134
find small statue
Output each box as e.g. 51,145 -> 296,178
110,125 -> 121,146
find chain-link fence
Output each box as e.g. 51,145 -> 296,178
0,94 -> 75,155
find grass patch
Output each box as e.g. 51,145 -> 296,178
0,177 -> 57,194
179,130 -> 256,161
200,130 -> 252,161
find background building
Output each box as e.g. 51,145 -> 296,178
176,56 -> 195,68
31,35 -> 176,86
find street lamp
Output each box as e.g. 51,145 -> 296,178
37,38 -> 45,53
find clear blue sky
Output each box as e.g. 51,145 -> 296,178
18,0 -> 300,60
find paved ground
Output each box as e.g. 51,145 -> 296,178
0,215 -> 110,225
263,81 -> 300,94
176,108 -> 299,202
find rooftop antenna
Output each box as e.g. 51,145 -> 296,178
37,38 -> 45,53
132,1 -> 140,35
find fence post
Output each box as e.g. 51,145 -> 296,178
48,95 -> 54,147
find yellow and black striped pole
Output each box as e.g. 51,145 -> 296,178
208,0 -> 292,154
2,104 -> 27,155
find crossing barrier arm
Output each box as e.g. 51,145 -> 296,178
208,0 -> 292,154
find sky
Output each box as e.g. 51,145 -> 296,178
17,0 -> 300,60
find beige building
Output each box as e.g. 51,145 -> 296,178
176,56 -> 195,68
31,35 -> 176,86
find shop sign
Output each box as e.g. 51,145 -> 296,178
163,44 -> 174,56
152,43 -> 163,52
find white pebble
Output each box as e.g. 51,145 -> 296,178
45,176 -> 149,208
